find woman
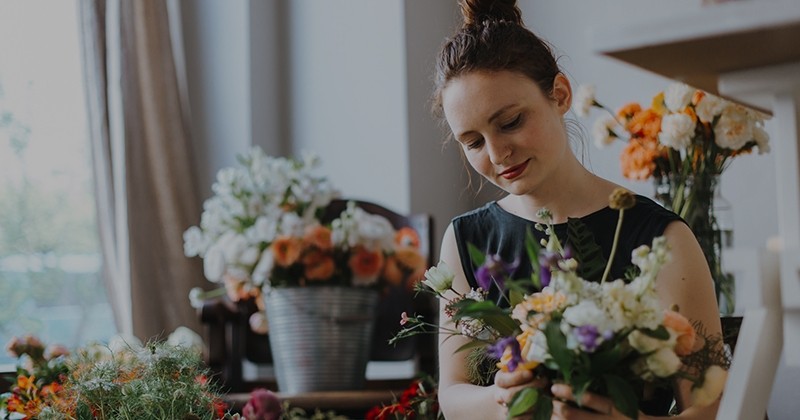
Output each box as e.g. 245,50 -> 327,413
433,1 -> 723,418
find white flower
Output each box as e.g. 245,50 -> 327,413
714,104 -> 755,150
249,311 -> 269,335
522,330 -> 549,363
239,246 -> 261,266
592,115 -> 618,149
251,214 -> 279,243
251,251 -> 275,286
573,84 -> 596,117
646,347 -> 682,377
188,287 -> 205,309
659,113 -> 695,150
562,300 -> 605,329
664,83 -> 694,112
422,261 -> 455,293
182,226 -> 206,257
692,365 -> 728,406
108,333 -> 143,354
203,244 -> 226,282
167,326 -> 204,353
753,125 -> 771,154
695,93 -> 727,123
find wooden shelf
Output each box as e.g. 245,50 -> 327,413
591,0 -> 800,110
225,389 -> 402,415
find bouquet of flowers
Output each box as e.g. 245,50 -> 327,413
1,332 -> 230,420
184,147 -> 427,332
573,83 -> 771,314
396,189 -> 728,419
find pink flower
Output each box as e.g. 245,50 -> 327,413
242,388 -> 282,420
400,312 -> 409,326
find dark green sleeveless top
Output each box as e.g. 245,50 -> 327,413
451,194 -> 685,415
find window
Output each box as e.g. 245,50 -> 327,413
0,0 -> 115,367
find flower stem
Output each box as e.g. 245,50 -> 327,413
601,209 -> 625,284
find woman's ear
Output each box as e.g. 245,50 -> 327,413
552,73 -> 572,115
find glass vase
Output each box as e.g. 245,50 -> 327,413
653,174 -> 735,315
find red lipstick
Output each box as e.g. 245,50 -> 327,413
499,160 -> 529,180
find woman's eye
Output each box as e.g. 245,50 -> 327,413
466,138 -> 484,150
501,114 -> 522,130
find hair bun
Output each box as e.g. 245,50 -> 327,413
459,0 -> 522,27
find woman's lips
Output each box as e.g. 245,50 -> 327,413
499,160 -> 529,180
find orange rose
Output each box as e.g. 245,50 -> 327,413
620,136 -> 663,180
382,255 -> 405,286
617,102 -> 642,121
271,236 -> 302,267
663,310 -> 696,356
627,109 -> 662,139
302,250 -> 335,281
348,246 -> 385,279
395,227 -> 420,249
303,224 -> 333,251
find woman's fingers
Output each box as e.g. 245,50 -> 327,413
551,384 -> 616,418
494,368 -> 533,388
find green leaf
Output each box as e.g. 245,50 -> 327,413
452,300 -> 518,336
525,228 -> 542,289
590,346 -> 624,375
532,396 -> 553,420
467,243 -> 486,268
641,325 -> 670,340
566,217 -> 607,281
509,288 -> 524,307
543,321 -> 572,379
454,339 -> 490,354
508,387 -> 538,418
603,374 -> 640,420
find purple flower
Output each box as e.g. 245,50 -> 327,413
488,336 -> 523,372
475,254 -> 519,291
538,246 -> 574,289
574,325 -> 601,353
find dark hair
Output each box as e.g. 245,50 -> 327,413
432,0 -> 561,117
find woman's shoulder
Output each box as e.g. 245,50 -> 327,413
451,201 -> 501,225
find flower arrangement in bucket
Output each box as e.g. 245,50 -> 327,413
0,331 -> 230,420
183,147 -> 428,392
395,189 -> 729,419
573,83 -> 771,314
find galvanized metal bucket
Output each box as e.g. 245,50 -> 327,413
264,286 -> 379,393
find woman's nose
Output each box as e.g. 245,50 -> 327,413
487,139 -> 511,165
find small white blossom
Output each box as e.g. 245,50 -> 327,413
695,93 -> 727,123
251,251 -> 275,286
646,347 -> 682,377
664,83 -> 694,112
167,326 -> 204,353
592,115 -> 619,149
572,84 -> 597,117
659,113 -> 695,150
422,261 -> 455,293
715,104 -> 755,150
753,125 -> 771,154
249,311 -> 269,335
182,226 -> 206,257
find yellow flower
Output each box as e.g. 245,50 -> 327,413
609,188 -> 636,210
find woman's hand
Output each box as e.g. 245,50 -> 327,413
551,384 -> 637,419
494,369 -> 549,417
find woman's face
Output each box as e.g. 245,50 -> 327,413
441,70 -> 573,197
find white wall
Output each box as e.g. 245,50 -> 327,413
286,0 -> 410,212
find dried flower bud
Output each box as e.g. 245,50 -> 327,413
609,188 -> 636,210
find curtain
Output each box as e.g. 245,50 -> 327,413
79,0 -> 205,340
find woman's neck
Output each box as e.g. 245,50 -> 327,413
498,162 -> 617,224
